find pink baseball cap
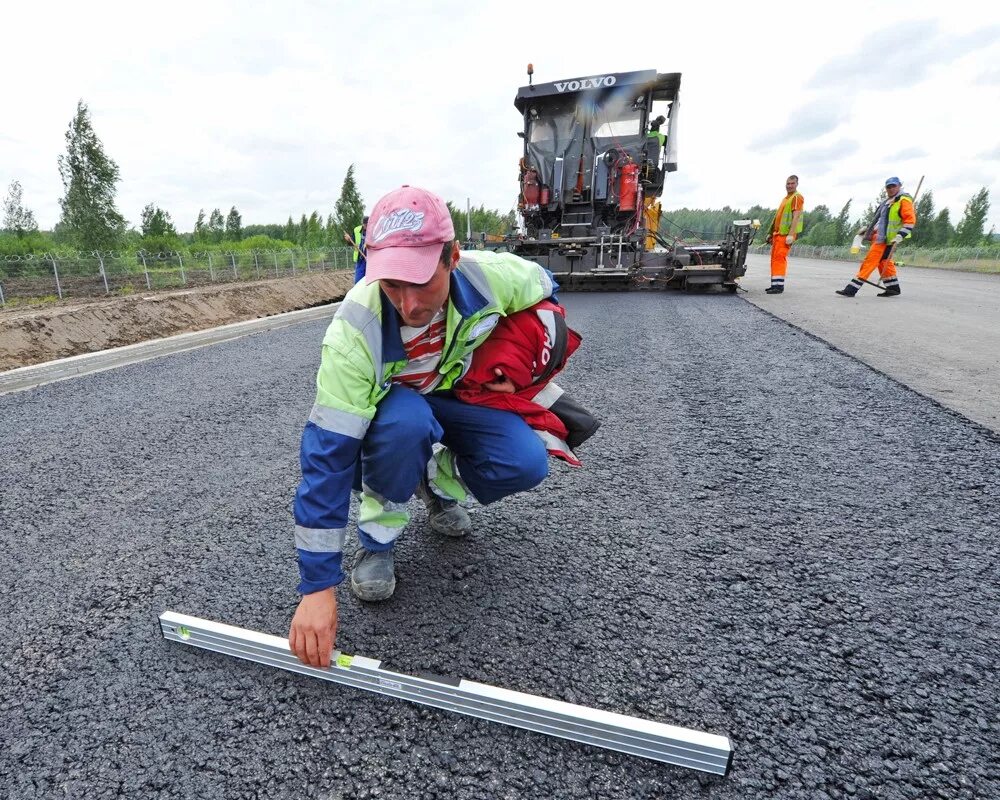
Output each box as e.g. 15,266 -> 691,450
364,185 -> 456,285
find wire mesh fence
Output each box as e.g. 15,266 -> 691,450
749,243 -> 1000,273
3,242 -> 996,308
0,247 -> 356,306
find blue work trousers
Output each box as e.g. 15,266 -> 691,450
353,385 -> 549,551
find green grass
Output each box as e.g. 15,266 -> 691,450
0,294 -> 61,310
899,258 -> 1000,273
750,245 -> 1000,274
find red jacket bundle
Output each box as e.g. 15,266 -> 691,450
455,300 -> 600,466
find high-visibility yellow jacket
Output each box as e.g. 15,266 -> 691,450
772,192 -> 805,235
866,193 -> 916,243
292,251 -> 556,593
351,223 -> 363,264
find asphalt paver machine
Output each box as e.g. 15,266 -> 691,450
498,68 -> 755,291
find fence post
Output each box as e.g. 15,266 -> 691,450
97,252 -> 110,294
178,252 -> 186,285
290,249 -> 296,275
253,250 -> 261,280
274,251 -> 280,278
207,252 -> 215,281
51,255 -> 63,299
231,252 -> 238,279
140,253 -> 151,289
0,281 -> 5,307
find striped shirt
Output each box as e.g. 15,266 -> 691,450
392,310 -> 446,393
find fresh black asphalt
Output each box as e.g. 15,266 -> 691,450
1,292 -> 997,799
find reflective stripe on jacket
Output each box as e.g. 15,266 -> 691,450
292,250 -> 556,593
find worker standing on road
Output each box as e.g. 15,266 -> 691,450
289,185 -> 562,669
764,175 -> 804,294
344,215 -> 369,284
836,177 -> 915,298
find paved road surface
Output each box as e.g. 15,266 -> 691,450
1,293 -> 997,799
742,253 -> 1000,433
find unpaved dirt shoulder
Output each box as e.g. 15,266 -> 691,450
0,272 -> 354,371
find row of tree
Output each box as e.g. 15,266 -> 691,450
661,187 -> 994,248
1,102 -> 515,257
3,100 -> 993,256
0,99 -> 372,255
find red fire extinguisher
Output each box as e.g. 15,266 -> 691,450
522,167 -> 540,206
618,163 -> 638,211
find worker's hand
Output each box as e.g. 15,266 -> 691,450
289,588 -> 338,668
892,233 -> 904,245
785,234 -> 795,245
483,368 -> 517,393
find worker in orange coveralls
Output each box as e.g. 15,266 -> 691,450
764,175 -> 804,294
837,176 -> 915,298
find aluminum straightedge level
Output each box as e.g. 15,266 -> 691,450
160,611 -> 733,775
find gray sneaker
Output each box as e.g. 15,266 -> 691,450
349,548 -> 396,601
416,479 -> 471,538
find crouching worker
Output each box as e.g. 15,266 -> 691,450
455,299 -> 599,466
289,185 -> 564,668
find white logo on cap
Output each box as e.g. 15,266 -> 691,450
371,209 -> 425,243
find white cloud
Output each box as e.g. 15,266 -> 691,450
937,167 -> 997,191
807,19 -> 1000,89
975,66 -> 1000,86
796,138 -> 860,164
2,0 -> 999,233
748,100 -> 842,151
892,147 -> 930,161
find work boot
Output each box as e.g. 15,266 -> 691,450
416,479 -> 471,538
836,279 -> 861,297
876,285 -> 901,297
350,548 -> 395,601
764,285 -> 784,294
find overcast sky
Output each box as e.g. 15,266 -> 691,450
3,0 -> 999,232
